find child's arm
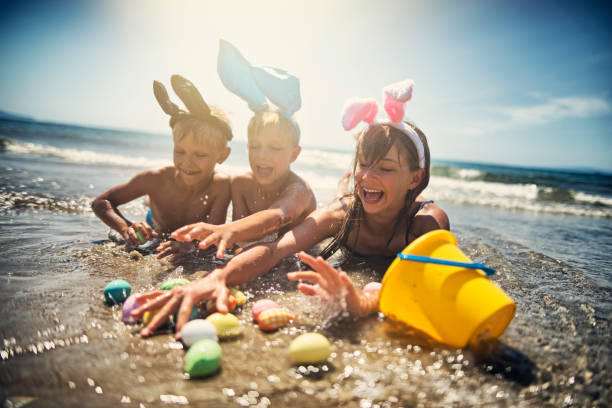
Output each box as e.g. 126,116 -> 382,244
173,179 -> 315,258
133,202 -> 344,337
287,251 -> 380,317
207,175 -> 232,225
91,171 -> 158,246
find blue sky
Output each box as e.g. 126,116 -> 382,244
1,0 -> 611,170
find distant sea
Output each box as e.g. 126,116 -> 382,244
1,117 -> 610,407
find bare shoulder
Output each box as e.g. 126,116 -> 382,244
284,171 -> 314,197
133,166 -> 172,187
231,172 -> 255,195
413,199 -> 450,235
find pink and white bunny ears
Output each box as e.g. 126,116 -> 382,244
341,79 -> 425,169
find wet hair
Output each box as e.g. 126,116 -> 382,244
319,123 -> 431,259
172,106 -> 232,149
247,111 -> 300,145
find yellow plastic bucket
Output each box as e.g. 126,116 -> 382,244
379,230 -> 515,348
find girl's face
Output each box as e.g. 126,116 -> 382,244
354,141 -> 422,215
247,127 -> 300,188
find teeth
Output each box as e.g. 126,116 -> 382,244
362,187 -> 381,193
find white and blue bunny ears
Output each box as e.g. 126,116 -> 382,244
341,79 -> 425,169
217,39 -> 302,141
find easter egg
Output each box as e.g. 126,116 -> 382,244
257,308 -> 296,331
205,313 -> 242,338
104,279 -> 131,304
180,319 -> 218,346
289,333 -> 331,364
160,278 -> 190,290
229,288 -> 246,305
184,339 -> 221,378
363,282 -> 382,292
251,299 -> 280,320
206,295 -> 237,313
122,294 -> 145,324
142,308 -> 162,325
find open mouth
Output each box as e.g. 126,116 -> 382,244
361,186 -> 384,203
256,165 -> 273,178
181,169 -> 200,176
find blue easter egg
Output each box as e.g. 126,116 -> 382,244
104,279 -> 131,304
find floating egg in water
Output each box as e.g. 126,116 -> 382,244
180,319 -> 218,346
229,288 -> 246,305
289,333 -> 331,364
257,308 -> 296,331
104,279 -> 131,304
184,339 -> 222,378
160,278 -> 190,290
122,294 -> 145,324
205,313 -> 242,338
251,299 -> 280,320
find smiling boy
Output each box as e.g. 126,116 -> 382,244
92,76 -> 232,258
171,111 -> 316,258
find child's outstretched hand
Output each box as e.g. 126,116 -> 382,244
130,270 -> 231,338
122,221 -> 157,246
156,240 -> 197,264
287,251 -> 379,317
172,222 -> 236,259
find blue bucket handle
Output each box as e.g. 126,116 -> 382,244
396,253 -> 496,276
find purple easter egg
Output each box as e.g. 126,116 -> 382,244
122,294 -> 145,324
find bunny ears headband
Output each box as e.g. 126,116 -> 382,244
217,39 -> 302,141
342,79 -> 425,169
153,75 -> 232,141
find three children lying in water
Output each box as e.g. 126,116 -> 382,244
92,40 -> 449,338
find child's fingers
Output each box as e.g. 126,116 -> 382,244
174,295 -> 196,336
216,238 -> 228,259
171,223 -> 198,240
287,271 -> 322,285
297,283 -> 319,296
131,291 -> 172,317
140,295 -> 180,337
310,256 -> 342,289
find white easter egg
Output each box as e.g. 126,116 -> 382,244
180,319 -> 218,347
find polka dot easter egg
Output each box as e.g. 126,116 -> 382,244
257,308 -> 297,331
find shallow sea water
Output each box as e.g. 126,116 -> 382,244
0,202 -> 610,408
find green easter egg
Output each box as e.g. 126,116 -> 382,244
160,278 -> 190,290
184,339 -> 221,378
289,332 -> 331,364
104,279 -> 131,304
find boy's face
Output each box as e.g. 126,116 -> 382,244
247,127 -> 300,186
173,133 -> 230,186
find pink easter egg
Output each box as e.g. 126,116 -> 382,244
251,299 -> 280,321
122,294 -> 145,324
363,282 -> 382,292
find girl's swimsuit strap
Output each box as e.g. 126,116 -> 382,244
405,200 -> 434,245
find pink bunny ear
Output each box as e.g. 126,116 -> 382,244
383,79 -> 414,123
341,98 -> 379,130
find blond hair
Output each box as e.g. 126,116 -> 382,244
172,106 -> 232,148
247,111 -> 300,145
